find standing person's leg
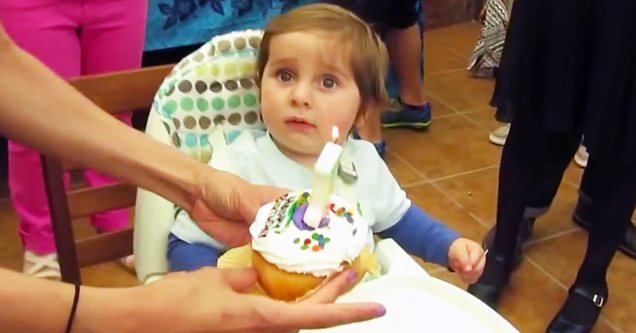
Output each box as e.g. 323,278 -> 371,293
79,0 -> 147,239
573,159 -> 636,259
467,112 -> 542,308
481,0 -> 513,145
547,155 -> 636,331
0,0 -> 81,279
380,0 -> 431,130
341,0 -> 427,157
488,77 -> 512,146
481,125 -> 580,266
489,68 -> 513,146
467,105 -> 581,308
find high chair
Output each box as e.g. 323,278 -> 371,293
42,64 -> 174,284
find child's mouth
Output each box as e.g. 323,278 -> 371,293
285,118 -> 315,130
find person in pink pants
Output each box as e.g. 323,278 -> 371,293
0,0 -> 147,279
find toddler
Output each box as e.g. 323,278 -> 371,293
167,4 -> 485,283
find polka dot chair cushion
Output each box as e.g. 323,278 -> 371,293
151,29 -> 265,163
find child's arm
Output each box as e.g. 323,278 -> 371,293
376,205 -> 460,267
353,141 -> 466,268
353,141 -> 459,267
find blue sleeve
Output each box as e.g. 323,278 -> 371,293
377,204 -> 460,267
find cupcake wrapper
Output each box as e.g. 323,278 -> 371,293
217,245 -> 267,296
217,245 -> 381,301
359,246 -> 382,278
218,245 -> 380,275
217,245 -> 253,269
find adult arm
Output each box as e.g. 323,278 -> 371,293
0,268 -> 138,332
0,264 -> 383,332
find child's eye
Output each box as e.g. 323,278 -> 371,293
276,70 -> 293,82
321,77 -> 338,89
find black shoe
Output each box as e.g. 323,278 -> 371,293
573,194 -> 636,260
482,217 -> 536,269
546,285 -> 607,333
467,252 -> 514,309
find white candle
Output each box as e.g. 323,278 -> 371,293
304,126 -> 342,228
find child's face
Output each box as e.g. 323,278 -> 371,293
260,31 -> 363,158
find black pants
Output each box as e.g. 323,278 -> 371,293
522,138 -> 595,217
325,0 -> 420,30
493,104 -> 636,288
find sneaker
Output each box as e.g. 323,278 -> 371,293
351,132 -> 386,159
381,101 -> 432,130
488,124 -> 509,146
373,141 -> 386,159
118,255 -> 136,273
574,145 -> 588,168
23,251 -> 61,280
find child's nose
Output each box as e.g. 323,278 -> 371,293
291,82 -> 312,108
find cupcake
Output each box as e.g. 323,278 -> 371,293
218,190 -> 379,302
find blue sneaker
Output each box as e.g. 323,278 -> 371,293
372,140 -> 386,159
351,132 -> 386,159
381,101 -> 432,130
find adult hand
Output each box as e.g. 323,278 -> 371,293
139,267 -> 385,332
190,170 -> 289,246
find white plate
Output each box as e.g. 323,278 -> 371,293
302,275 -> 519,333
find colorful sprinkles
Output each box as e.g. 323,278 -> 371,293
258,191 -> 360,252
328,203 -> 355,223
294,232 -> 331,251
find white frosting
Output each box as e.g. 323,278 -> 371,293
249,190 -> 369,277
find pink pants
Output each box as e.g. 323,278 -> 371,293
0,0 -> 148,254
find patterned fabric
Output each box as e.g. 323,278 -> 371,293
145,0 -> 316,51
151,30 -> 266,163
467,0 -> 512,78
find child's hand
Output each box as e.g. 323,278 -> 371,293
447,238 -> 486,283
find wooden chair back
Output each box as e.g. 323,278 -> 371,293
41,64 -> 174,284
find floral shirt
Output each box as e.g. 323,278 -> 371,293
145,0 -> 317,51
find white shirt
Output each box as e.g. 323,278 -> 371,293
170,130 -> 411,250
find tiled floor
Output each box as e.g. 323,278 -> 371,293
0,22 -> 634,332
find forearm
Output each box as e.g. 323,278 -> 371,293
377,205 -> 460,266
0,268 -> 146,332
0,26 -> 206,212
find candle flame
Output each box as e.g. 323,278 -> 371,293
331,126 -> 339,143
